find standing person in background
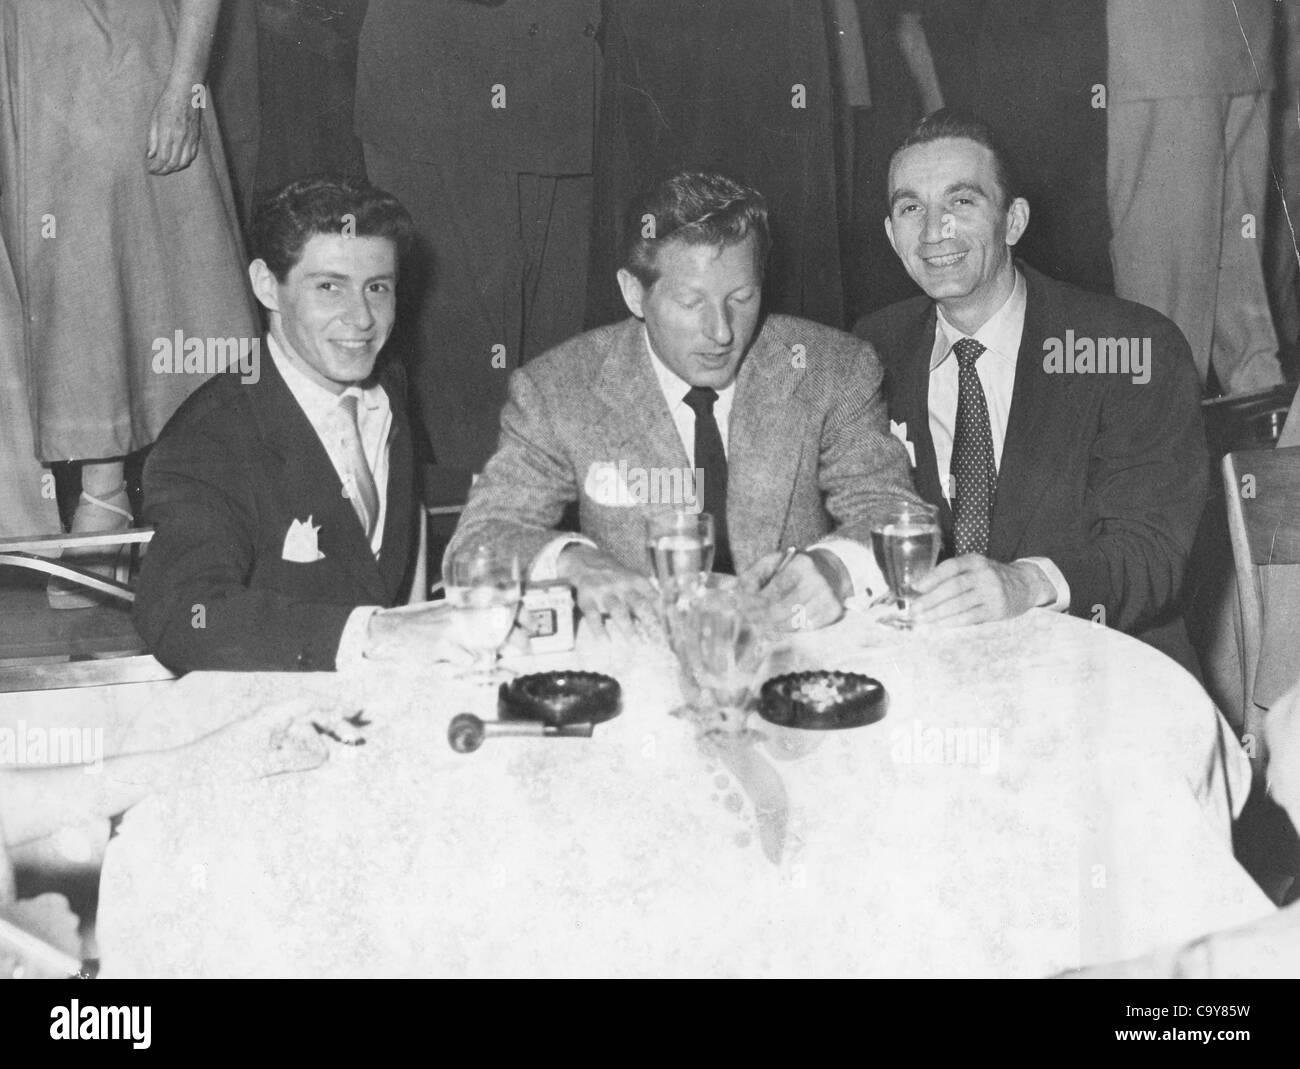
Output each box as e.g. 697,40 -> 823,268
924,1 -> 1113,297
0,0 -> 258,601
353,0 -> 601,481
588,0 -> 844,332
1107,0 -> 1285,395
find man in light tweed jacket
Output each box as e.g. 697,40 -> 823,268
449,170 -> 920,637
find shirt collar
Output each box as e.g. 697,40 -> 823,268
642,327 -> 738,411
931,267 -> 1027,370
267,333 -> 384,427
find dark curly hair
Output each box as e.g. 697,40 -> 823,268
249,175 -> 414,281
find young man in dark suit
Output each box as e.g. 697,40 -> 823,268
134,177 -> 466,673
855,110 -> 1207,670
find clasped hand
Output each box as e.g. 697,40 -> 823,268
908,554 -> 1055,626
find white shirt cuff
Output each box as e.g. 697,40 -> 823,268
810,537 -> 885,599
530,534 -> 598,583
337,605 -> 381,671
1018,557 -> 1070,612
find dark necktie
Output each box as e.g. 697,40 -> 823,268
683,386 -> 733,574
950,337 -> 997,556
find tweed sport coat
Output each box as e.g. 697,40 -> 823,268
448,315 -> 920,576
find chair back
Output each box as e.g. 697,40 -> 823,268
1221,446 -> 1300,757
0,529 -> 174,692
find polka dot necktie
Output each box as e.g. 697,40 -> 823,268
682,386 -> 734,574
951,337 -> 997,556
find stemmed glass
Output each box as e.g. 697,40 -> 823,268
661,573 -> 770,734
442,544 -> 522,683
869,501 -> 941,628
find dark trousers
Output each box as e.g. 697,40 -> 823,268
365,143 -> 591,476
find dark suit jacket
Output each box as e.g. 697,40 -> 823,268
353,0 -> 600,173
855,264 -> 1207,670
134,353 -> 418,673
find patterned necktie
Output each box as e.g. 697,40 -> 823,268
950,337 -> 997,556
334,393 -> 380,543
682,385 -> 734,574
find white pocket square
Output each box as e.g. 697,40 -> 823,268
282,516 -> 325,563
890,420 -> 917,467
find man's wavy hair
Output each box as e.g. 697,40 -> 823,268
890,108 -> 1020,209
622,169 -> 771,288
250,175 -> 415,281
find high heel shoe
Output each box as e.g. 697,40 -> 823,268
46,485 -> 134,610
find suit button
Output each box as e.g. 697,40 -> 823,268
584,22 -> 597,37
528,22 -> 539,36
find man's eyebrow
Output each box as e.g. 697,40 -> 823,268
943,181 -> 989,199
889,181 -> 990,209
302,270 -> 396,283
888,187 -> 919,209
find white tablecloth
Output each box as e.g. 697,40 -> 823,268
87,609 -> 1271,977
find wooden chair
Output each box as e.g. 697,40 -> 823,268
0,529 -> 175,692
1221,446 -> 1300,760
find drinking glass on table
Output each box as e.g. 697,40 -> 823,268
442,545 -> 522,683
870,501 -> 941,628
661,573 -> 770,733
645,511 -> 715,587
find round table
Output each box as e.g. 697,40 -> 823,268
95,609 -> 1272,977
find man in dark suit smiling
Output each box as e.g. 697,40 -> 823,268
855,110 -> 1206,670
135,177 -> 466,673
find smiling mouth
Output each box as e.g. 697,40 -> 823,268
923,251 -> 968,268
333,340 -> 372,352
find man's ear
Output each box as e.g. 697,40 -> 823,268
616,268 -> 647,320
248,259 -> 280,315
884,216 -> 898,258
1005,197 -> 1030,248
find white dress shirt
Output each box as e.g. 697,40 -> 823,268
266,334 -> 393,666
927,270 -> 1070,610
533,330 -> 885,598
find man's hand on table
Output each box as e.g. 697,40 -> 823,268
910,554 -> 1055,626
556,543 -> 658,641
741,548 -> 848,632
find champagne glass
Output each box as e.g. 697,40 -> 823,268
645,511 -> 715,588
442,544 -> 522,683
870,502 -> 941,628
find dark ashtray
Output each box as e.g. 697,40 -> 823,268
498,671 -> 621,728
758,671 -> 887,730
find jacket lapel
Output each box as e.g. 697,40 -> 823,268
250,352 -> 389,603
377,364 -> 415,601
594,321 -> 691,469
891,305 -> 953,537
728,321 -> 808,564
988,265 -> 1071,559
